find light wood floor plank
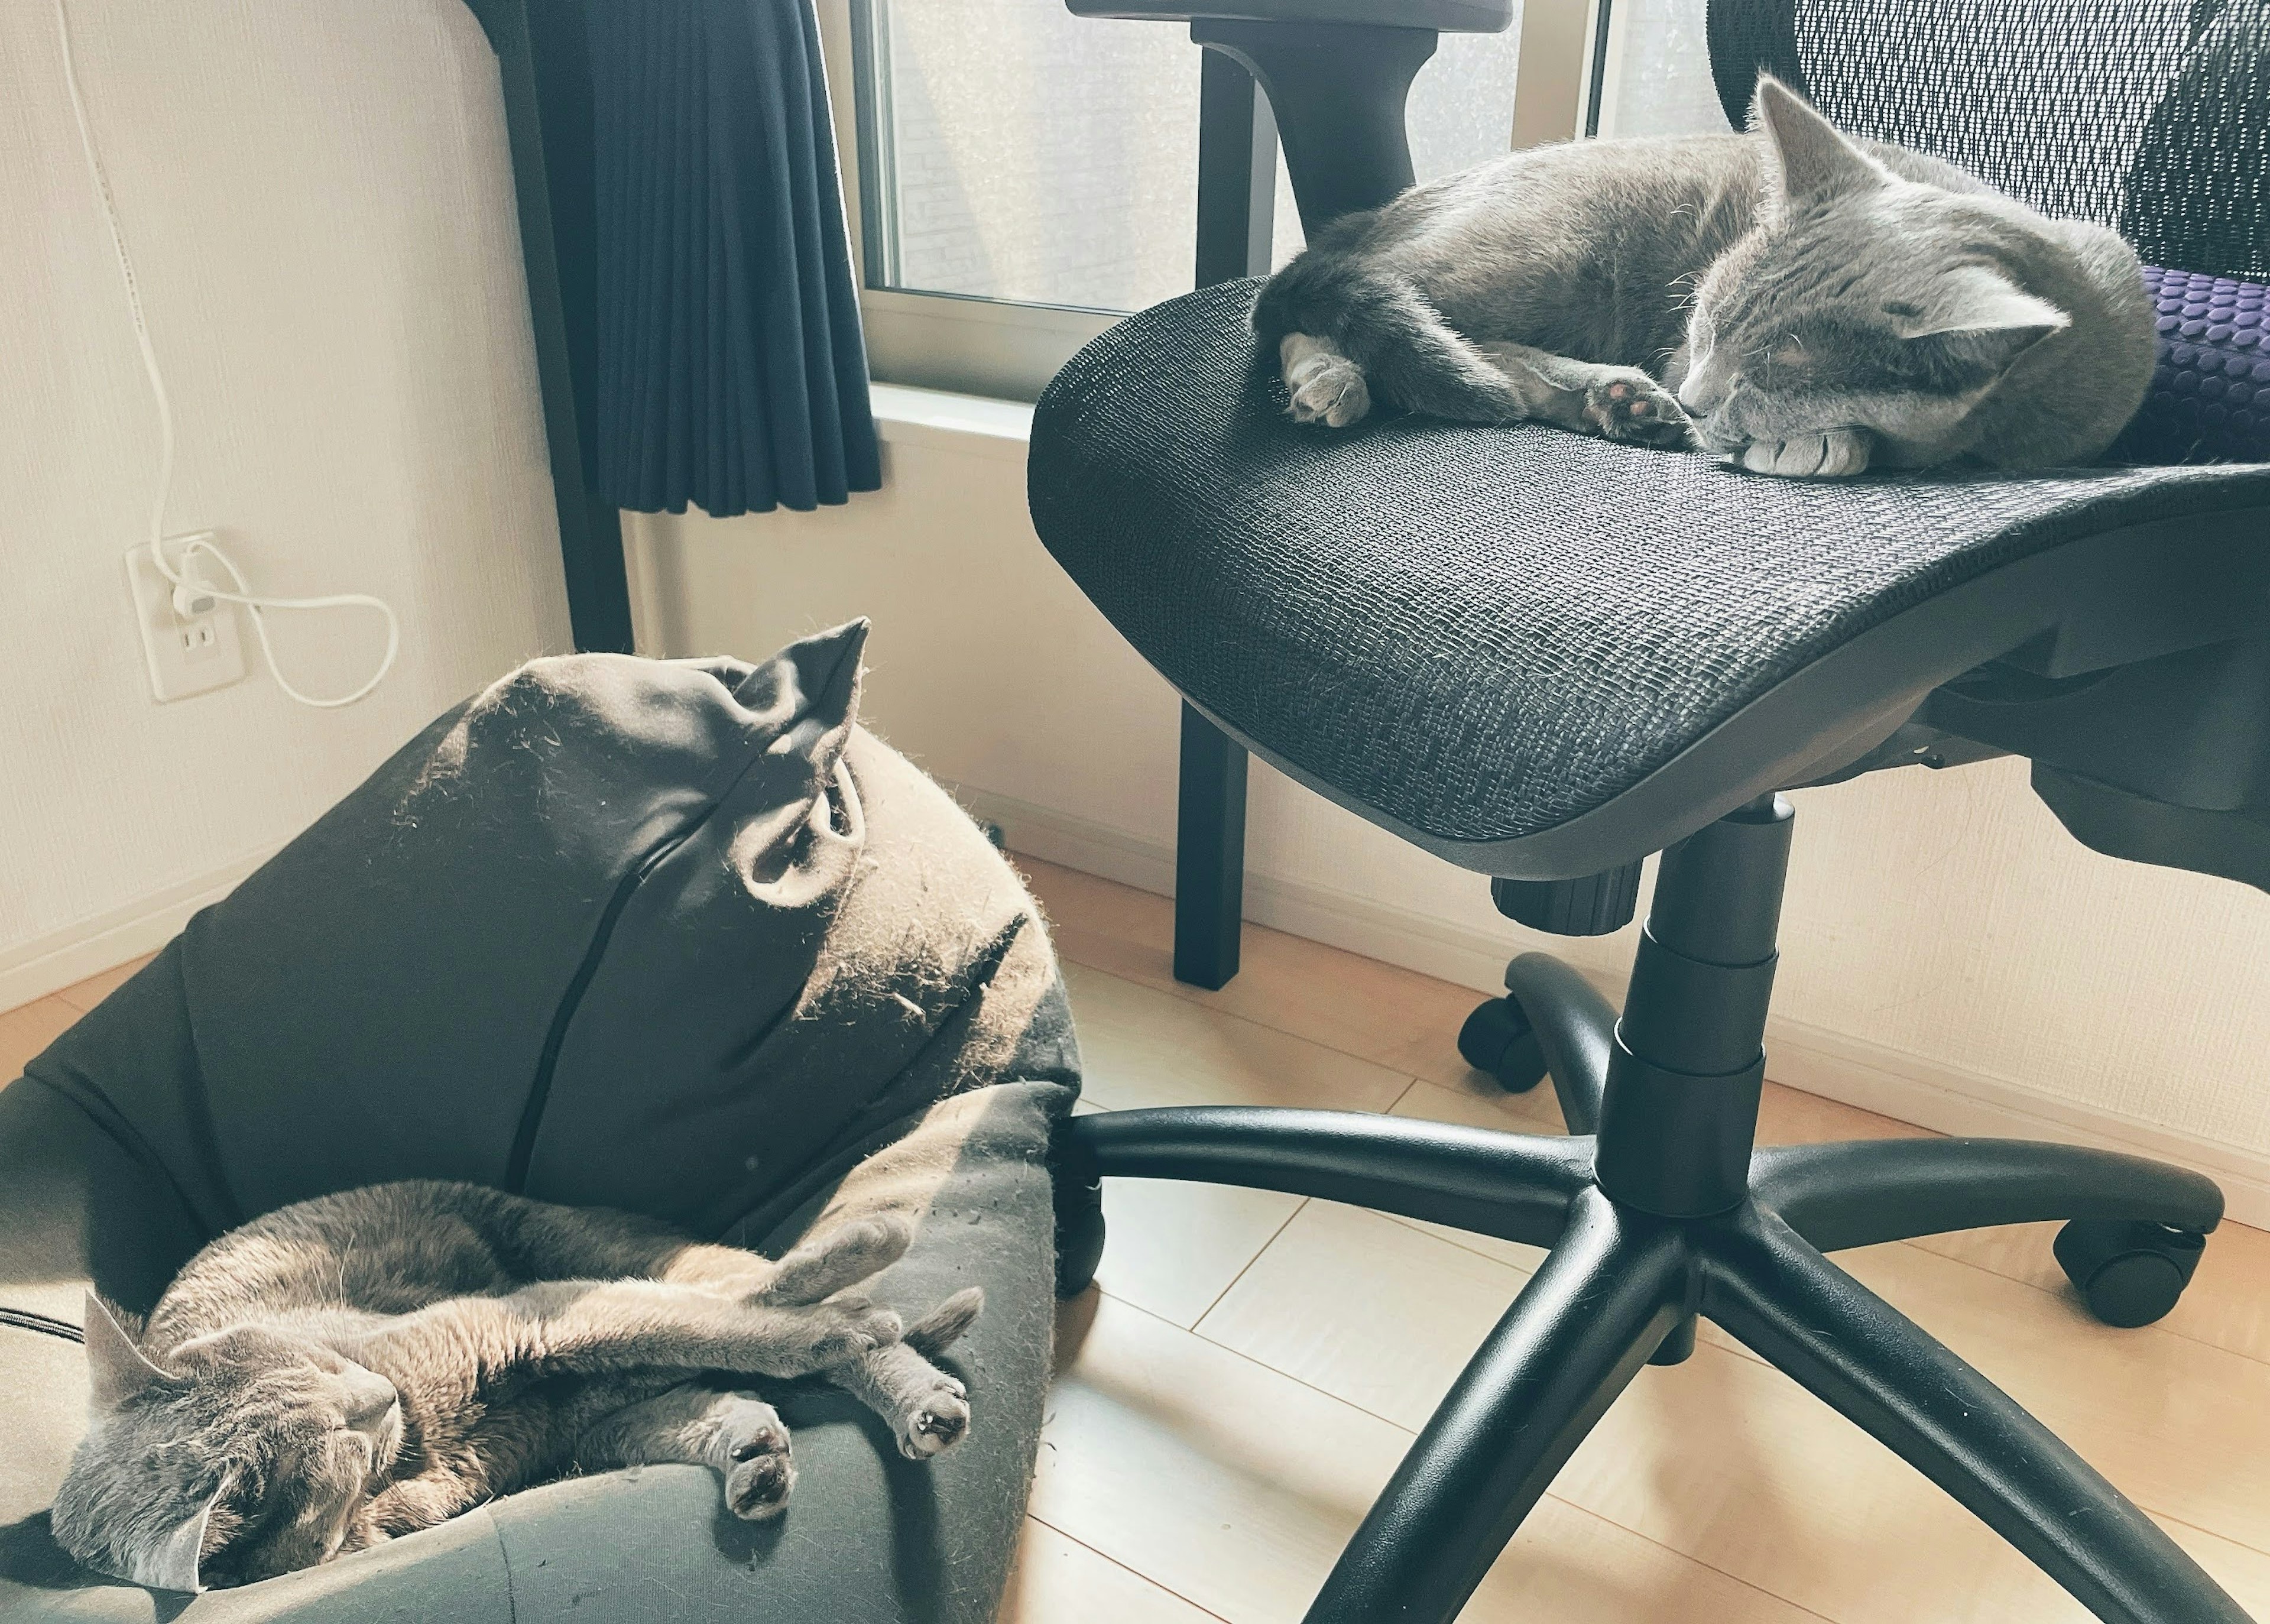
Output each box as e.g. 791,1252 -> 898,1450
1035,1290 -> 1410,1624
1097,1175 -> 1308,1330
1003,1518 -> 1228,1624
51,952 -> 154,1013
2165,1521 -> 2270,1617
1022,857 -> 1483,1090
1069,1096 -> 1310,1330
1064,962 -> 1413,1116
1039,1290 -> 1827,1624
1831,1240 -> 2270,1553
0,996 -> 77,1084
1191,1155 -> 2269,1616
1913,1216 -> 2270,1369
1198,1200 -> 1536,1431
1560,1335 -> 2099,1622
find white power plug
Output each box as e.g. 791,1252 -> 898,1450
125,543 -> 245,702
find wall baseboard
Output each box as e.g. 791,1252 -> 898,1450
957,782 -> 2270,1231
0,847 -> 275,1013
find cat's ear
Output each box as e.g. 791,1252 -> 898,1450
1752,75 -> 1887,212
127,1493 -> 214,1593
82,1292 -> 171,1411
1889,264 -> 2070,341
1895,265 -> 2070,380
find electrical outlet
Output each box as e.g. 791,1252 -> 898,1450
125,545 -> 246,702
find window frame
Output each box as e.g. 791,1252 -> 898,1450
816,0 -> 1606,403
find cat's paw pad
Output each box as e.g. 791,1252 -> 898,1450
1737,429 -> 1870,478
1582,374 -> 1690,447
1282,339 -> 1372,429
716,1399 -> 796,1521
895,1373 -> 971,1461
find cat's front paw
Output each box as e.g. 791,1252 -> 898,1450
715,1396 -> 797,1521
1736,429 -> 1871,478
893,1370 -> 971,1461
1582,372 -> 1691,448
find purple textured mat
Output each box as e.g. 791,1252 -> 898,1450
2110,267 -> 2270,465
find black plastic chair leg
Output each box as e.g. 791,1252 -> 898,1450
1302,1189 -> 1689,1624
1502,952 -> 1616,1133
1755,1136 -> 2224,1252
1704,1207 -> 2250,1624
1058,1106 -> 1594,1251
1173,704 -> 1248,989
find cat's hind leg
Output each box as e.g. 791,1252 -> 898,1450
754,1214 -> 915,1306
825,1288 -> 984,1460
577,1383 -> 799,1521
1280,332 -> 1373,428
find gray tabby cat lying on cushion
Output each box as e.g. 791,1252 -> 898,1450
1257,76 -> 2155,476
50,1181 -> 981,1591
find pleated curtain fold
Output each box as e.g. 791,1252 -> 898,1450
589,0 -> 881,517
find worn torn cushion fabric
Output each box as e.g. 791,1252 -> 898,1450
0,622 -> 1078,1623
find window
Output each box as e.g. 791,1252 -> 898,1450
1593,0 -> 1732,140
822,0 -> 1726,400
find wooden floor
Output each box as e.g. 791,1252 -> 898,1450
7,870 -> 2268,1623
998,857 -> 2270,1624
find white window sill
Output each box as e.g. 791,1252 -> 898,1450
871,381 -> 1035,463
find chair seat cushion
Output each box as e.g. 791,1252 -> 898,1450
1027,279 -> 2270,848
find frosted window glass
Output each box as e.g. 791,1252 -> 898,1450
870,0 -> 1524,312
1601,0 -> 1733,138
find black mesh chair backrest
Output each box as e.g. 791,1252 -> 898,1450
1705,0 -> 2268,280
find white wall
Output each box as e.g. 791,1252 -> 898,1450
627,390 -> 2270,1220
1,0 -> 571,996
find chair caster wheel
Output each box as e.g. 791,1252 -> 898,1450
2053,1218 -> 2206,1328
1457,997 -> 1547,1093
1055,1176 -> 1106,1298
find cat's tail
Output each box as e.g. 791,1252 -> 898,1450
904,1287 -> 984,1356
1252,250 -> 1525,424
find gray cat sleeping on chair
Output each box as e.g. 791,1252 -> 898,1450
1257,76 -> 2155,476
50,1182 -> 979,1591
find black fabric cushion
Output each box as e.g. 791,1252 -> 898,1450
1027,279 -> 2270,848
0,624 -> 1078,1622
19,621 -> 1075,1237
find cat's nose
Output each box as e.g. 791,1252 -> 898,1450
345,1371 -> 400,1430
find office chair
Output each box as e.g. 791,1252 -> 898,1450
1025,1 -> 2270,1620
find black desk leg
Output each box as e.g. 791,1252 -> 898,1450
1175,704 -> 1248,988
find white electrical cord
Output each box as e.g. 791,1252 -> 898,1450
54,0 -> 399,709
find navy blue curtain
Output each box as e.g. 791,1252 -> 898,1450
588,0 -> 881,517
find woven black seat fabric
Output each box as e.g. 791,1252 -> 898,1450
1027,279 -> 2270,848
